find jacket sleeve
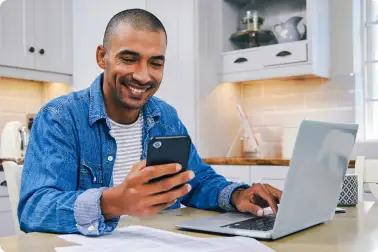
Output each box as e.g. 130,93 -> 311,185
18,105 -> 118,235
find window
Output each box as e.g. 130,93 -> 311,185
363,0 -> 378,139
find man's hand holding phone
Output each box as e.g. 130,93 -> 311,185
101,160 -> 194,219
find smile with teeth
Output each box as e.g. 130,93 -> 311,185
128,86 -> 148,95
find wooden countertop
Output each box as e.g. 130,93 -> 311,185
203,157 -> 356,168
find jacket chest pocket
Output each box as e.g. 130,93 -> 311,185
79,160 -> 103,189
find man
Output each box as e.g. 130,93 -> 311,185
19,9 -> 281,236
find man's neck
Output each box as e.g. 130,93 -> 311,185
107,106 -> 140,125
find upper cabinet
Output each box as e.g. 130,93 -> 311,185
220,0 -> 330,82
0,0 -> 34,70
0,0 -> 72,83
33,0 -> 72,75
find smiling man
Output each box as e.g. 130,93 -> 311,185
18,9 -> 281,236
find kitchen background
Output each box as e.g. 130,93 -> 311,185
0,0 -> 371,158
0,78 -> 70,133
0,0 -> 377,236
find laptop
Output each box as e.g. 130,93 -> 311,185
177,120 -> 358,240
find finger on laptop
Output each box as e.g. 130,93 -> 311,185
250,183 -> 278,214
262,207 -> 273,216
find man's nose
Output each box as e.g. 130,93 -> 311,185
133,62 -> 151,84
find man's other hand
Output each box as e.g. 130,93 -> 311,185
231,183 -> 282,216
100,160 -> 194,219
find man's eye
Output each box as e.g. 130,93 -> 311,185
122,58 -> 136,63
151,61 -> 164,68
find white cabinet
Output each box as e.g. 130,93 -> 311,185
0,0 -> 72,83
33,0 -> 72,75
212,165 -> 289,190
212,165 -> 251,184
0,173 -> 15,237
250,165 -> 289,190
0,197 -> 15,237
205,0 -> 330,82
0,0 -> 34,70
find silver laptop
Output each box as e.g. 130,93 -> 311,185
177,120 -> 358,240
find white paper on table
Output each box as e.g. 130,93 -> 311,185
55,225 -> 275,252
0,245 -> 4,252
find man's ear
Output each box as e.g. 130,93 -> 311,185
96,45 -> 106,69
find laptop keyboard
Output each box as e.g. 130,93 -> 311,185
222,216 -> 276,231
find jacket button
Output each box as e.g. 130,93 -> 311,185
107,156 -> 114,162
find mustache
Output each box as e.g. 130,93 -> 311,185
120,74 -> 158,89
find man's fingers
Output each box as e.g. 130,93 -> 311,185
130,160 -> 146,173
144,170 -> 194,195
263,184 -> 282,202
250,184 -> 278,214
139,163 -> 182,184
239,201 -> 264,216
146,183 -> 191,206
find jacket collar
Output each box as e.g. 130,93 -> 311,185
88,73 -> 161,127
89,74 -> 107,126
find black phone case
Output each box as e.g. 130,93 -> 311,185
146,136 -> 191,182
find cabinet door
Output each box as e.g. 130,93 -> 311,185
0,197 -> 15,237
0,0 -> 34,69
33,0 -> 72,74
212,165 -> 251,184
0,197 -> 11,212
222,49 -> 263,74
262,41 -> 308,67
0,210 -> 15,237
250,165 -> 289,190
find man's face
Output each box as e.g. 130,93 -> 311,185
97,24 -> 166,111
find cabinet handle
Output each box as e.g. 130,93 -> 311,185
0,180 -> 6,187
39,49 -> 45,55
28,47 -> 35,53
233,57 -> 248,63
276,51 -> 292,57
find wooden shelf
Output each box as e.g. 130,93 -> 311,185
203,157 -> 356,168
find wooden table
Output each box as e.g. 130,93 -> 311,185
0,201 -> 377,252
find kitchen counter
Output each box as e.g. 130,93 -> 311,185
203,157 -> 356,168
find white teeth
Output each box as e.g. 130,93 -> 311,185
129,86 -> 146,95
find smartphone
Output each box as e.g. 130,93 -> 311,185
146,135 -> 191,183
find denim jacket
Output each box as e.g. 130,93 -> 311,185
18,74 -> 247,236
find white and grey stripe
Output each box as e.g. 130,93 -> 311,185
109,114 -> 143,186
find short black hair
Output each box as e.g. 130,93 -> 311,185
103,8 -> 167,48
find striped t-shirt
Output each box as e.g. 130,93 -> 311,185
109,114 -> 143,186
